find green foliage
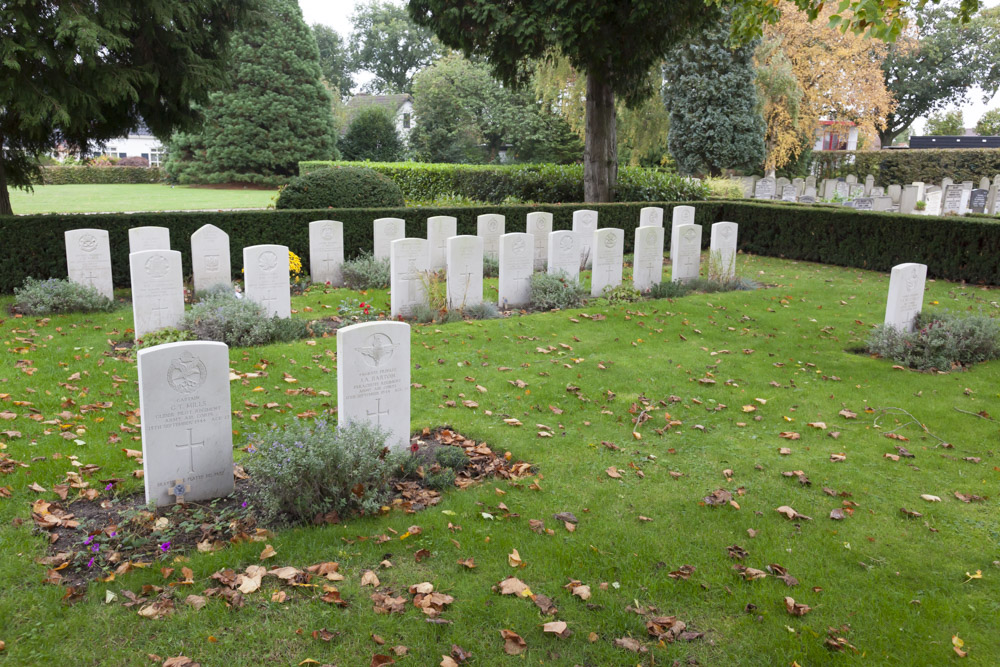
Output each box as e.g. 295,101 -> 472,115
243,419 -> 398,523
704,178 -> 745,199
339,107 -> 404,162
461,302 -> 500,320
529,272 -> 585,311
299,161 -> 709,204
483,255 -> 499,278
600,283 -> 642,304
648,280 -> 693,299
341,253 -> 391,290
350,0 -> 442,94
975,109 -> 1000,137
182,289 -> 307,347
0,0 -> 255,214
37,167 -> 166,185
312,24 -> 354,98
165,0 -> 338,185
924,110 -> 966,136
879,4 -> 1000,146
663,11 -> 766,176
135,327 -> 196,350
13,278 -> 115,315
811,149 -> 1000,185
336,298 -> 383,324
435,446 -> 468,471
275,167 -> 404,210
866,312 -> 1000,371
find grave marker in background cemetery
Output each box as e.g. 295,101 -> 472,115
835,181 -> 849,199
710,222 -> 738,281
337,321 -> 411,451
849,184 -> 864,200
854,197 -> 874,210
389,238 -> 428,318
427,216 -> 457,271
476,214 -> 505,260
959,187 -> 972,214
632,225 -> 664,291
65,229 -> 114,300
885,263 -> 927,332
446,235 -> 483,309
912,182 -> 926,201
672,205 -> 695,229
639,206 -> 663,227
845,175 -> 857,184
671,224 -> 702,283
980,177 -> 990,190
129,249 -> 184,339
870,186 -> 885,197
590,228 -> 624,296
571,210 -> 598,267
309,220 -> 344,286
137,341 -> 233,506
547,230 -> 580,283
888,184 -> 902,204
872,197 -> 893,211
374,218 -> 405,261
191,224 -> 231,295
941,177 -> 953,191
971,189 -> 988,214
527,212 -> 553,270
943,184 -> 963,215
987,184 -> 998,215
924,189 -> 943,216
793,178 -> 804,196
243,244 -> 290,318
865,174 -> 875,195
899,185 -> 918,214
781,185 -> 797,201
754,177 -> 775,199
499,232 -> 534,308
129,226 -> 170,254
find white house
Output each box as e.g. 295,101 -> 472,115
51,122 -> 167,165
342,94 -> 414,140
814,120 -> 858,152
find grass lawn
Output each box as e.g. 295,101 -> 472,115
1,254 -> 999,665
7,184 -> 277,215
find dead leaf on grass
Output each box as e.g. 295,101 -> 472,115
500,629 -> 526,655
784,596 -> 811,616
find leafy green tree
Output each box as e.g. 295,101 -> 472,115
409,0 -> 956,202
166,0 -> 338,184
0,0 -> 256,215
663,11 -> 765,176
313,24 -> 354,98
975,109 -> 1000,136
924,109 -> 965,136
339,107 -> 404,161
350,0 -> 441,94
878,4 -> 1000,146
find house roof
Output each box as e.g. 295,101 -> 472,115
344,94 -> 411,120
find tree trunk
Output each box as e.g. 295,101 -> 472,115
0,161 -> 12,217
584,70 -> 617,203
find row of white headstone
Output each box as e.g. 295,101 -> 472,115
137,319 -> 412,508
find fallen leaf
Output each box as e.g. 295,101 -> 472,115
500,629 -> 526,655
360,570 -> 380,587
784,596 -> 811,616
920,494 -> 942,503
507,549 -> 523,568
613,637 -> 648,654
606,466 -> 622,479
776,506 -> 812,521
259,544 -> 276,560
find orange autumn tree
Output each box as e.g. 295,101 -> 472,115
756,1 -> 895,171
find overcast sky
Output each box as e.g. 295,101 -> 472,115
301,0 -> 1000,133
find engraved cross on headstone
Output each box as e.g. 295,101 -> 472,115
367,397 -> 390,425
151,299 -> 170,327
261,290 -> 278,309
169,479 -> 191,503
600,263 -> 616,284
175,428 -> 205,474
82,270 -> 98,287
512,274 -> 531,292
321,254 -> 337,272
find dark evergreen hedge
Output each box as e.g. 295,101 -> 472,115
38,166 -> 167,185
811,149 -> 1000,185
3,201 -> 998,293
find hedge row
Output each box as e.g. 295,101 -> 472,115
298,160 -> 708,204
0,203 -> 715,292
4,201 -> 999,293
39,166 -> 168,185
811,149 -> 1000,185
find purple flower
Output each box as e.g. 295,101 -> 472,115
87,557 -> 95,568
83,535 -> 94,546
110,531 -> 117,538
105,483 -> 113,491
241,501 -> 248,508
159,542 -> 171,553
91,544 -> 100,553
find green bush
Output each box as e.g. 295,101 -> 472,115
462,302 -> 500,320
339,107 -> 404,162
648,280 -> 693,299
341,252 -> 390,289
483,255 -> 499,278
866,311 -> 1000,371
530,272 -> 585,311
182,289 -> 307,347
275,167 -> 404,210
601,283 -> 642,304
135,327 -> 196,349
13,277 -> 116,314
243,419 -> 398,523
38,166 -> 167,185
810,149 -> 1000,185
435,446 -> 468,471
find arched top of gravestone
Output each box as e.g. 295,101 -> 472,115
596,228 -> 625,245
191,223 -> 228,242
428,215 -> 457,225
129,226 -> 171,253
573,209 -> 598,224
672,205 -> 695,227
527,211 -> 553,224
477,213 -> 505,224
66,228 -> 110,249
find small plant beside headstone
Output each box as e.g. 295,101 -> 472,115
866,312 -> 1000,371
13,277 -> 116,315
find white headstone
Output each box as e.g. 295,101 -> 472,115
754,178 -> 775,199
129,250 -> 184,339
476,214 -> 505,260
527,212 -> 553,270
639,207 -> 664,227
672,205 -> 696,229
924,189 -> 943,216
389,238 -> 429,318
427,216 -> 457,271
864,174 -> 875,196
912,182 -> 926,201
710,222 -> 738,281
498,232 -> 534,308
870,186 -> 885,197
899,185 -> 918,214
805,175 -> 817,189
872,197 -> 893,212
571,210 -> 598,267
632,226 -> 664,291
835,181 -> 849,199
987,184 -> 998,215
885,263 -> 927,332
446,235 -> 483,309
590,228 -> 624,297
793,178 -> 805,196
942,184 -> 964,215
547,230 -> 581,284
671,224 -> 702,283
129,226 -> 170,254
845,175 -> 858,185
959,187 -> 972,214
337,321 -> 411,451
137,341 -> 234,507
243,245 -> 291,318
191,224 -> 231,295
374,218 -> 405,261
961,180 -> 974,191
887,184 -> 902,205
979,177 -> 990,191
940,177 -> 954,192
309,220 -> 344,286
65,229 -> 114,300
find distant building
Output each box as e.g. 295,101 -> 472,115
342,94 -> 414,140
908,135 -> 1000,149
814,120 -> 858,152
51,122 -> 167,165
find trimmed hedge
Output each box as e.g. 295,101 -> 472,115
276,167 -> 404,209
4,201 -> 1000,293
298,160 -> 708,203
811,149 -> 1000,185
39,166 -> 168,185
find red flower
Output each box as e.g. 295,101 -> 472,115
410,441 -> 419,453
